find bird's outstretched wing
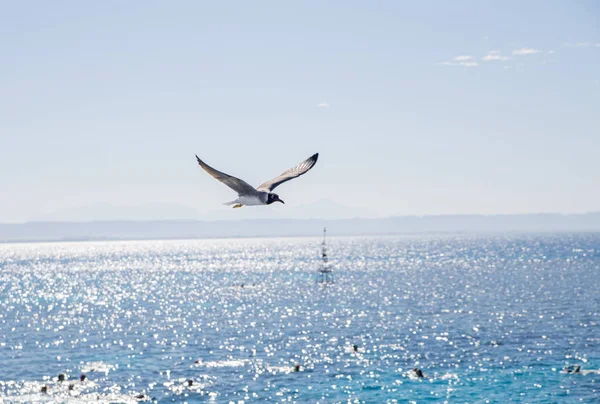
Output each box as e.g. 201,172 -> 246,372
195,155 -> 258,196
257,153 -> 319,192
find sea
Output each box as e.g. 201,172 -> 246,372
0,233 -> 599,403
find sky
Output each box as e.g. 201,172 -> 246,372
1,1 -> 599,223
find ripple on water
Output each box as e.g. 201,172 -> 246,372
0,234 -> 599,402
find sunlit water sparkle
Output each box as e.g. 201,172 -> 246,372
0,234 -> 599,402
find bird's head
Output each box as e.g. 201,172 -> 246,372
267,193 -> 285,204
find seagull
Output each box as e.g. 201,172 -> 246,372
195,153 -> 319,208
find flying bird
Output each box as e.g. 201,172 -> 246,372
195,153 -> 319,208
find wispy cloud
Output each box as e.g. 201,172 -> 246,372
563,42 -> 600,48
482,50 -> 509,61
440,55 -> 478,67
454,55 -> 473,61
317,102 -> 330,108
440,41 -> 596,73
513,48 -> 541,55
564,42 -> 594,47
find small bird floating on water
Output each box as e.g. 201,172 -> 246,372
195,153 -> 319,208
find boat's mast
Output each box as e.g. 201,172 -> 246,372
322,227 -> 327,263
317,226 -> 333,283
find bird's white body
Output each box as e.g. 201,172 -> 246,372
225,193 -> 268,206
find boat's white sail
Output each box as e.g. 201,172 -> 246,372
317,227 -> 334,283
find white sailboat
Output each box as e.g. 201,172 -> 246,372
317,227 -> 334,284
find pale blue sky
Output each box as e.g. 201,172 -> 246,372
1,1 -> 599,222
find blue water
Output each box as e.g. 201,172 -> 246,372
0,234 -> 599,403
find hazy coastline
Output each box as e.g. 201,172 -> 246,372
1,212 -> 599,243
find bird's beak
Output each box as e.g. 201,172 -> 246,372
278,199 -> 285,204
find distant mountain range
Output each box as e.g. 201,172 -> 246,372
2,212 -> 599,243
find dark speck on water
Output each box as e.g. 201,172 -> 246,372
0,234 -> 599,402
